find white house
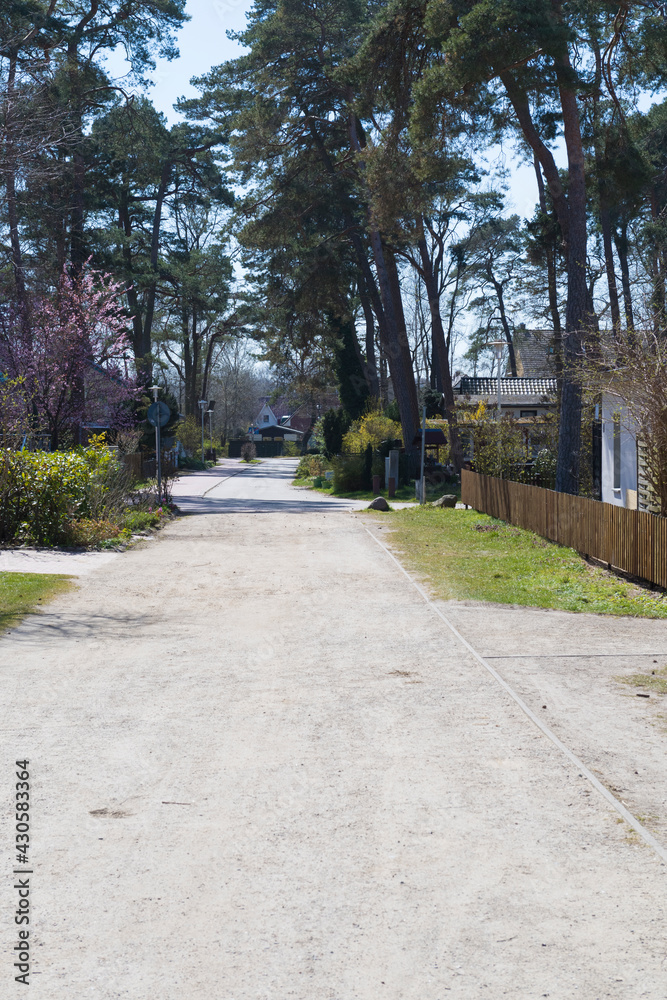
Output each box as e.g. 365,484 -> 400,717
249,402 -> 303,443
254,401 -> 279,429
600,398 -> 638,508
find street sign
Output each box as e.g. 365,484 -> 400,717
147,401 -> 170,427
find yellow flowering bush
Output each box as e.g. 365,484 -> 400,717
342,410 -> 401,453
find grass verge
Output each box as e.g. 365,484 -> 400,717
617,666 -> 667,693
375,506 -> 667,617
293,477 -> 456,503
0,572 -> 73,633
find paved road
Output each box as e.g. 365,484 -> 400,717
170,456 -> 368,514
1,458 -> 666,998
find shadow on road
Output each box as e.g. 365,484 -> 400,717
170,459 -> 362,514
7,610 -> 162,642
174,495 -> 361,515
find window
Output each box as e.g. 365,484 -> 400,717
263,415 -> 269,423
520,409 -> 537,418
613,415 -> 621,490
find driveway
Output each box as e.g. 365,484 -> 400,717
1,457 -> 666,998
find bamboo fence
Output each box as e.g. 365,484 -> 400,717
461,470 -> 667,589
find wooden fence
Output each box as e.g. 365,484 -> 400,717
461,469 -> 667,589
121,452 -> 178,482
121,452 -> 143,481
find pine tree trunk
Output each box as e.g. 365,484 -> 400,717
417,230 -> 463,471
358,283 -> 380,397
346,109 -> 419,452
140,159 -> 171,384
600,203 -> 621,330
614,223 -> 635,331
650,186 -> 666,334
4,51 -> 28,318
118,195 -> 146,361
372,238 -> 419,452
487,268 -> 517,375
554,57 -> 587,495
532,154 -> 562,383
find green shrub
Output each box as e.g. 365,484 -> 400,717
320,408 -> 350,456
175,415 -> 202,456
122,509 -> 163,532
0,446 -> 133,546
179,455 -> 208,470
332,453 -> 370,492
295,454 -> 329,479
531,448 -> 557,489
0,450 -> 89,545
61,518 -> 122,548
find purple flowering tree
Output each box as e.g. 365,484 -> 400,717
0,266 -> 138,449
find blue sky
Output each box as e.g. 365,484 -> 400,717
107,0 -> 544,219
147,0 -> 249,119
105,0 -> 249,123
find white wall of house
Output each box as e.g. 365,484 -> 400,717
601,397 -> 637,508
255,403 -> 277,427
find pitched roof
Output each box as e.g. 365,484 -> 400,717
256,390 -> 340,427
454,376 -> 557,397
511,328 -> 557,377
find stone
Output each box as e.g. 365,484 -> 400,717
368,496 -> 390,511
431,494 -> 457,508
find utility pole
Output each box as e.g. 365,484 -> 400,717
198,399 -> 207,462
419,404 -> 427,504
207,400 -> 216,457
149,386 -> 162,503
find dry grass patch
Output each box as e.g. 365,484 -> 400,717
617,666 -> 667,695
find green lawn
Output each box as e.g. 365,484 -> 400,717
376,507 -> 667,617
293,477 -> 457,503
0,572 -> 73,633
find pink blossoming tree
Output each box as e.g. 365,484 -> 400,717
0,266 -> 139,449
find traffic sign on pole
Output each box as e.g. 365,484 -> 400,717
147,401 -> 170,427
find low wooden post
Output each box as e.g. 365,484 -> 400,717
388,477 -> 396,498
372,474 -> 381,494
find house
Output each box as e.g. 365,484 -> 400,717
452,375 -> 558,464
512,326 -> 558,377
452,375 -> 557,420
452,329 -> 558,466
511,329 -> 647,506
453,328 -> 557,414
600,400 -> 639,509
250,392 -> 340,444
452,328 -> 659,508
598,397 -> 662,511
250,400 -> 304,443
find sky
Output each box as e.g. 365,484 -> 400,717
106,0 -> 545,220
106,0 -> 250,121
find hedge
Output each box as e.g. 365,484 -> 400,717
0,447 -> 118,546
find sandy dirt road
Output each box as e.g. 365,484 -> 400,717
1,457 -> 666,999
